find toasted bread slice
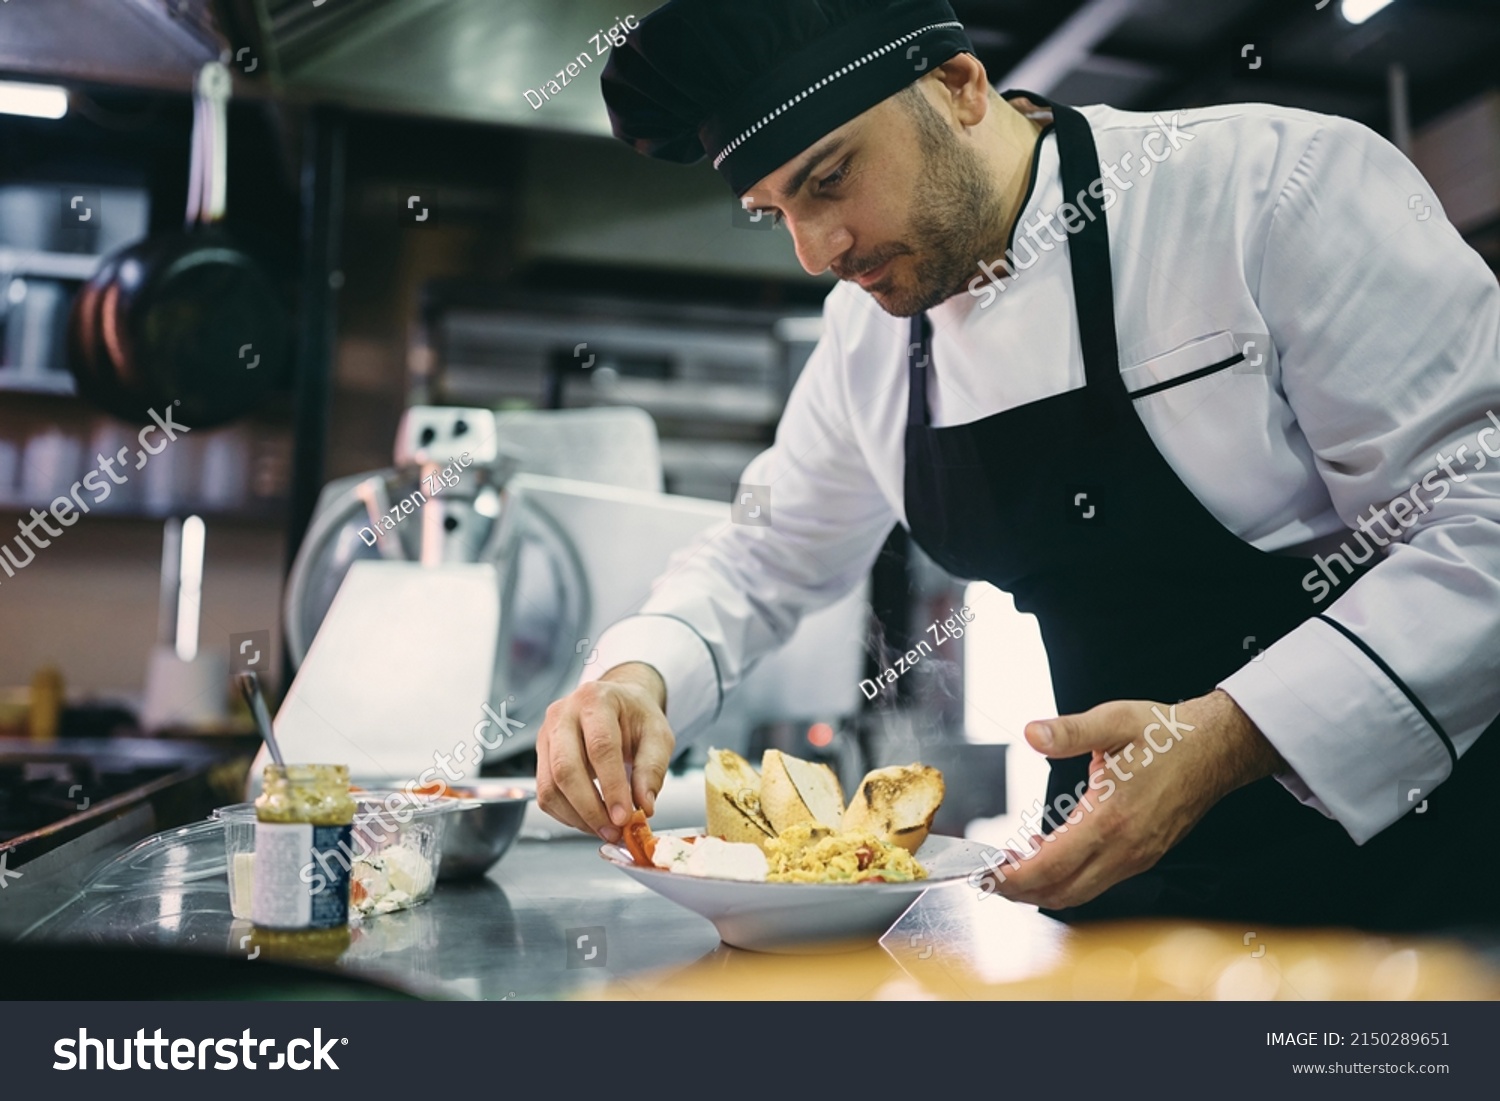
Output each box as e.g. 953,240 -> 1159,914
705,748 -> 776,849
841,764 -> 945,853
761,749 -> 846,833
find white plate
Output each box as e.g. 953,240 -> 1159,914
599,829 -> 1001,954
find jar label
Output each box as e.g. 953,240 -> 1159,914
251,821 -> 354,929
251,822 -> 313,928
309,824 -> 353,927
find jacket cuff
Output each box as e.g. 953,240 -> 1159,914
576,614 -> 722,742
1217,615 -> 1454,844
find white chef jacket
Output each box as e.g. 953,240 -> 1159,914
579,100 -> 1500,846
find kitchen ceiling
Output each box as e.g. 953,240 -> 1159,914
957,0 -> 1500,128
254,0 -> 649,132
0,0 -> 1492,135
259,0 -> 1497,134
0,0 -> 221,91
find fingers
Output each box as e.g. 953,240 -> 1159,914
534,719 -> 595,837
538,782 -> 593,837
989,788 -> 1173,909
533,677 -> 677,834
540,700 -> 616,840
1026,699 -> 1146,758
990,818 -> 1107,909
578,690 -> 633,828
535,680 -> 675,836
630,717 -> 675,817
1039,845 -> 1142,910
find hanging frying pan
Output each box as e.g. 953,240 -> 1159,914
68,62 -> 287,429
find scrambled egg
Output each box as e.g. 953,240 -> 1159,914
764,823 -> 927,884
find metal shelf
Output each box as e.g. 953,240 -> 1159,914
0,368 -> 76,396
0,497 -> 285,525
0,248 -> 103,282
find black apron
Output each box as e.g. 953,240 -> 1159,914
902,95 -> 1498,931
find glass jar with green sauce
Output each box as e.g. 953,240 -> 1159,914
251,764 -> 357,939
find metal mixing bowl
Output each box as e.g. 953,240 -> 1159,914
436,779 -> 535,881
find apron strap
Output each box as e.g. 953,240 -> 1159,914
905,93 -> 1124,430
907,312 -> 931,428
999,90 -> 1124,425
1047,102 -> 1125,404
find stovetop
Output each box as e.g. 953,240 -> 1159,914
0,737 -> 232,845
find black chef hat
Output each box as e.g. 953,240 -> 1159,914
601,0 -> 974,197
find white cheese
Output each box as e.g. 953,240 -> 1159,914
351,843 -> 434,916
652,835 -> 768,882
651,836 -> 696,872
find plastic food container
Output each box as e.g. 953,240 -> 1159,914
80,818 -> 229,893
217,792 -> 456,920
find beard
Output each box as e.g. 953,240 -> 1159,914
844,94 -> 1010,318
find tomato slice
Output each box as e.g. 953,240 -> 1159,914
621,809 -> 657,867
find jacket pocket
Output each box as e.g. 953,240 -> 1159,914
1121,331 -> 1246,400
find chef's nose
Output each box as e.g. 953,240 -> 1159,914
789,218 -> 853,278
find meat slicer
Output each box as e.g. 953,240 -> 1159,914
267,406 -> 869,785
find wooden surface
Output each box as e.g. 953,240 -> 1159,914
20,835 -> 1499,1001
582,879 -> 1500,1000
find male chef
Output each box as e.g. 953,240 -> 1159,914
534,0 -> 1500,928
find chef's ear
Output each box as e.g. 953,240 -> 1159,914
928,54 -> 991,126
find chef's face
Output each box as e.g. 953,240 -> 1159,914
743,78 -> 1009,317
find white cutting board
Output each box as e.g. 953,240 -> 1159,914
265,560 -> 500,783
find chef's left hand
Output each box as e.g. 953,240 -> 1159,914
983,689 -> 1284,910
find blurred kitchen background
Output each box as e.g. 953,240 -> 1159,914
0,0 -> 1495,852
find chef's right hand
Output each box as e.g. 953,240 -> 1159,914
536,662 -> 674,842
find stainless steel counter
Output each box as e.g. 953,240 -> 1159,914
16,833 -> 1500,1000
15,835 -> 1070,1000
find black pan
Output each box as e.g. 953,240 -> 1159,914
68,226 -> 286,428
67,62 -> 287,430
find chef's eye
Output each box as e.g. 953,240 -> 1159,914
817,159 -> 850,191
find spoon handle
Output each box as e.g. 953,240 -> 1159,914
236,671 -> 284,767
